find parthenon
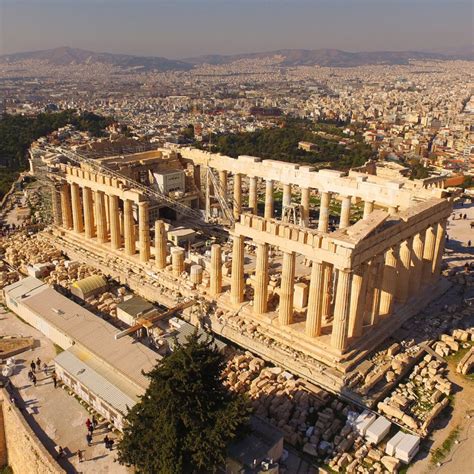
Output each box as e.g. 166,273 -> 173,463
45,145 -> 452,387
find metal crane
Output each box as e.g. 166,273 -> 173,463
44,145 -> 234,235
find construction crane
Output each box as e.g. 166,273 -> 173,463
205,167 -> 235,223
43,145 -> 234,235
114,299 -> 197,340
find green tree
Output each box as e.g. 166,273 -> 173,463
117,332 -> 251,474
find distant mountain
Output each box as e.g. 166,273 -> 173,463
1,46 -> 470,71
0,46 -> 192,71
184,48 -> 469,67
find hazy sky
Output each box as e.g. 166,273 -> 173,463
0,0 -> 471,58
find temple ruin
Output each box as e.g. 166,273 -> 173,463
40,145 -> 452,393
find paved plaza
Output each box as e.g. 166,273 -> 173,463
2,308 -> 130,474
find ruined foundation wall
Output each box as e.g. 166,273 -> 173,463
0,389 -> 63,474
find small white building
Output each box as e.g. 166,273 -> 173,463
153,169 -> 185,194
3,277 -> 160,431
386,432 -> 420,463
365,416 -> 391,445
353,410 -> 377,435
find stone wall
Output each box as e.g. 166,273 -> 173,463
0,389 -> 63,474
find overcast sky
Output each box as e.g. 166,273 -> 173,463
0,0 -> 471,58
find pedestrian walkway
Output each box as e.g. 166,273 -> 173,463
2,308 -> 130,474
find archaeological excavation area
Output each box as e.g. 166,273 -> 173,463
40,145 -> 453,394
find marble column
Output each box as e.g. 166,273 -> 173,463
318,191 -> 331,232
82,187 -> 95,239
94,190 -> 108,243
60,184 -> 73,230
138,202 -> 150,263
322,263 -> 333,321
219,170 -> 227,197
301,187 -> 310,226
433,219 -> 447,276
422,225 -> 437,281
194,165 -> 201,190
305,260 -> 324,337
282,183 -> 292,208
70,183 -> 83,233
171,248 -> 185,277
109,195 -> 121,250
330,268 -> 352,351
339,195 -> 351,229
253,242 -> 269,315
249,176 -> 258,214
230,234 -> 245,305
348,264 -> 368,338
279,251 -> 295,326
363,200 -> 374,220
396,238 -> 412,303
410,232 -> 425,294
154,220 -> 167,270
233,173 -> 242,221
379,246 -> 399,318
368,256 -> 383,325
105,194 -> 110,235
210,243 -> 223,296
51,186 -> 61,226
264,180 -> 274,220
124,199 -> 135,256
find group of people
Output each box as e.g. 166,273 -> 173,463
21,354 -> 116,466
83,416 -> 115,460
28,357 -> 58,388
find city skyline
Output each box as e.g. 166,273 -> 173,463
0,0 -> 471,58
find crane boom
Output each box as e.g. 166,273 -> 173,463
114,299 -> 197,340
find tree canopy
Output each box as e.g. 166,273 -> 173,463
203,118 -> 374,170
117,332 -> 251,474
0,110 -> 113,198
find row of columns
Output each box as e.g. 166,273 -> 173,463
223,173 -> 375,230
221,219 -> 446,351
57,182 -> 159,265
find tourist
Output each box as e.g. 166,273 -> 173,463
30,361 -> 36,373
108,438 -> 114,451
88,423 -> 94,435
42,362 -> 48,374
56,446 -> 65,459
464,214 -> 467,220
32,374 -> 37,387
103,435 -> 110,448
27,370 -> 33,381
86,432 -> 92,446
77,449 -> 84,463
86,418 -> 92,430
36,357 -> 41,368
52,373 -> 57,388
468,240 -> 471,247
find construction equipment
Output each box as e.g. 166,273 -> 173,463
114,299 -> 197,340
42,145 -> 232,237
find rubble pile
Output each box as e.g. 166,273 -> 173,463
457,347 -> 474,375
1,233 -> 63,272
0,260 -> 19,289
44,261 -> 102,290
328,445 -> 400,474
45,262 -> 129,318
350,341 -> 420,397
378,354 -> 451,435
84,288 -> 127,318
433,328 -> 474,357
223,352 -> 365,462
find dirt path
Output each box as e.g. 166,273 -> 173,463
409,356 -> 474,473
